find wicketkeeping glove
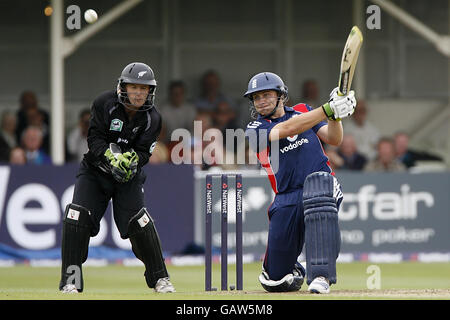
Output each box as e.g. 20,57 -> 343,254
322,87 -> 357,121
104,143 -> 132,183
122,149 -> 139,181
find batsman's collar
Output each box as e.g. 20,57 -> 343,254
257,106 -> 293,121
284,106 -> 295,113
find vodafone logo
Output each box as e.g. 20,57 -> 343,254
287,135 -> 298,142
280,138 -> 309,154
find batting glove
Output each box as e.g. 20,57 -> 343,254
322,88 -> 356,121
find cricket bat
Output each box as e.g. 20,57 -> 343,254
338,26 -> 363,96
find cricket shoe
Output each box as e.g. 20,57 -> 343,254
60,284 -> 79,294
308,276 -> 330,294
294,262 -> 306,279
154,277 -> 176,293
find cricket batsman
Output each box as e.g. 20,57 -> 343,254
59,62 -> 175,293
244,72 -> 356,293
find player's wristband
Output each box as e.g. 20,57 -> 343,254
321,103 -> 335,121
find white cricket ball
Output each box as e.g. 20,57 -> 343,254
84,9 -> 98,24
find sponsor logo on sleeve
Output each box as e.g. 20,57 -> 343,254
67,208 -> 80,221
138,214 -> 150,228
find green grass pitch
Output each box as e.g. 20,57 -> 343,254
0,262 -> 449,300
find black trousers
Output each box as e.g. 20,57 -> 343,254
72,160 -> 146,239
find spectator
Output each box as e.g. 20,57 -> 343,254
201,100 -> 239,157
9,147 -> 26,165
67,109 -> 90,162
159,80 -> 197,144
323,144 -> 344,171
364,137 -> 406,172
167,110 -> 210,165
0,111 -> 18,162
394,131 -> 442,168
191,112 -> 222,170
337,134 -> 367,170
235,99 -> 254,130
301,79 -> 320,108
26,107 -> 50,155
212,101 -> 237,136
16,91 -> 50,153
194,70 -> 235,112
344,99 -> 380,161
21,126 -> 52,165
193,111 -> 213,138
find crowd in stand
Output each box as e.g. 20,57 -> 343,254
325,99 -> 442,172
0,91 -> 52,165
0,71 -> 443,172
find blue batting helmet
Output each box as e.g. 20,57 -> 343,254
243,72 -> 288,99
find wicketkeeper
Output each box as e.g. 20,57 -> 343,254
244,72 -> 356,293
59,62 -> 175,293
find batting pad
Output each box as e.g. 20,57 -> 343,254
303,172 -> 340,285
128,208 -> 168,288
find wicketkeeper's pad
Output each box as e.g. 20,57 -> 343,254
128,208 -> 169,288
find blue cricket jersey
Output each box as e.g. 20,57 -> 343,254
245,104 -> 333,194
